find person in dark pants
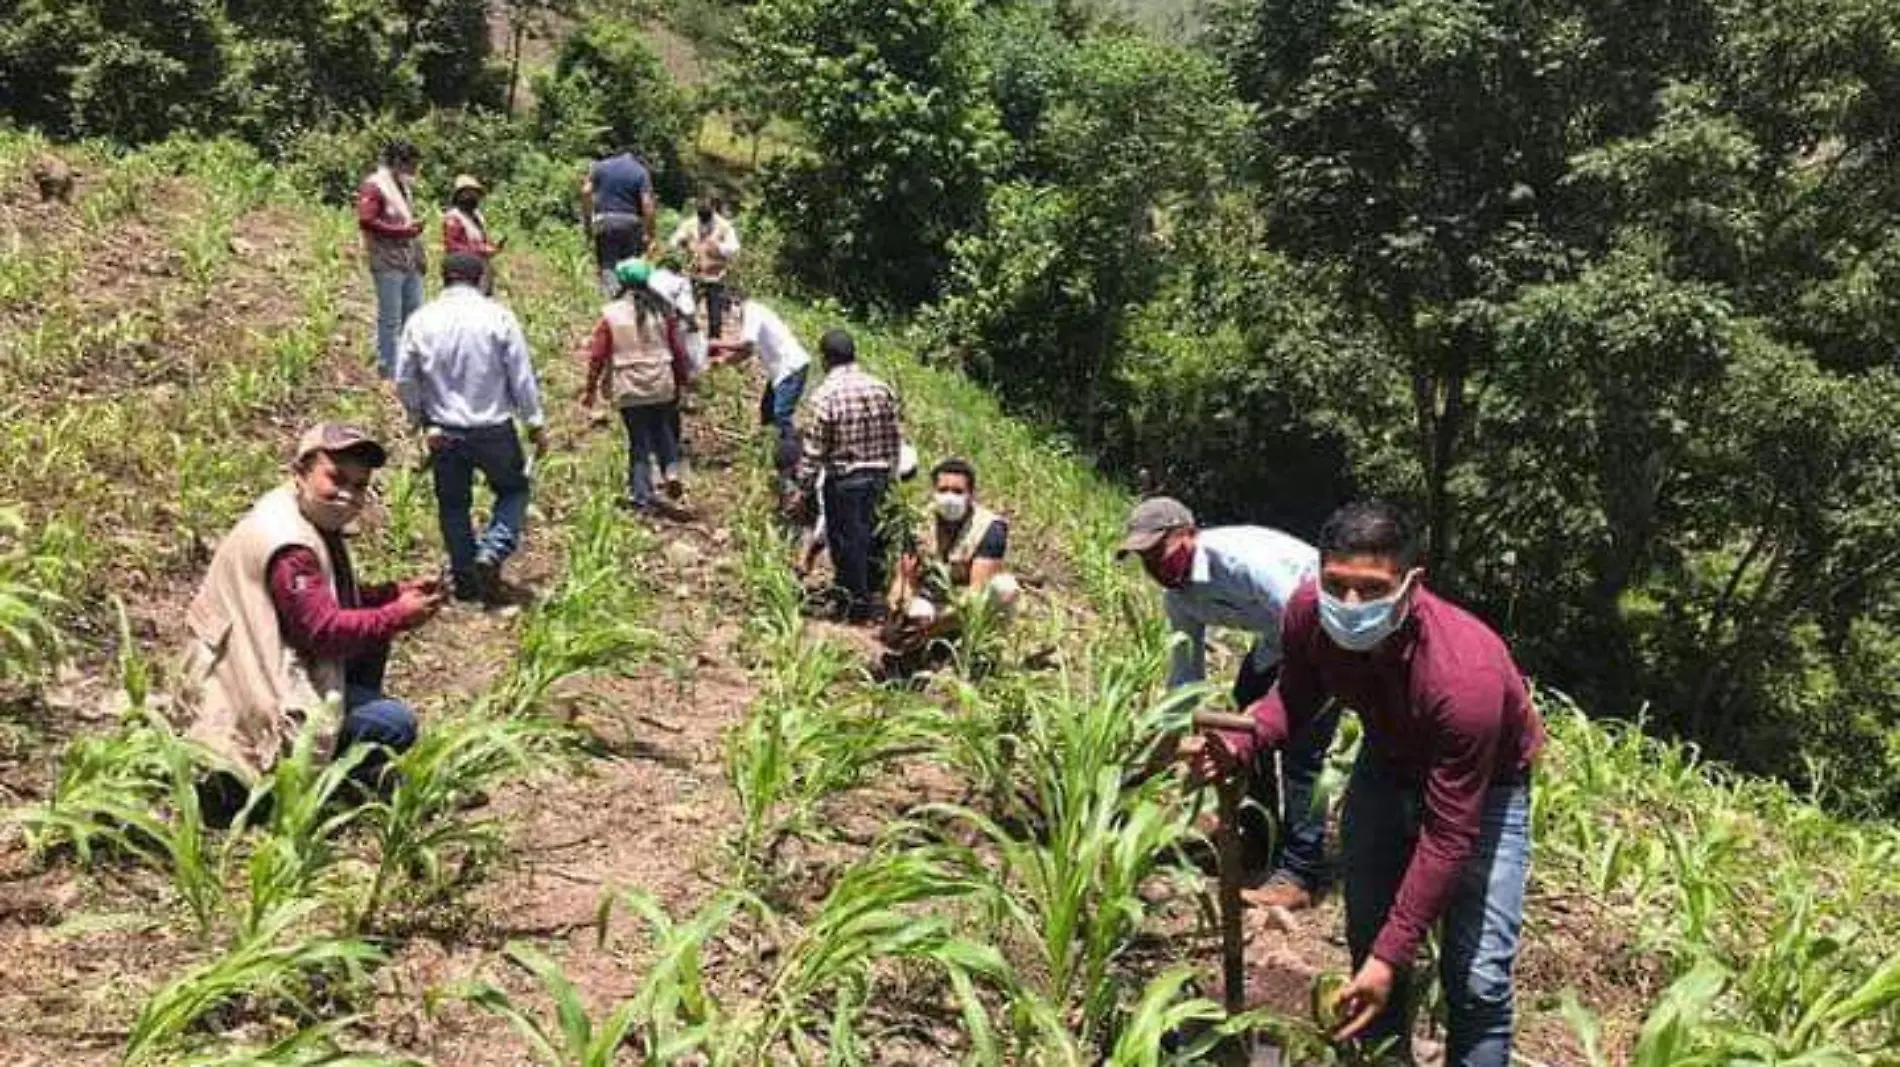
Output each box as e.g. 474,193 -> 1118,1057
581,150 -> 656,296
1119,496 -> 1339,909
795,329 -> 901,622
183,424 -> 443,827
1188,501 -> 1544,1066
395,253 -> 547,603
582,258 -> 691,518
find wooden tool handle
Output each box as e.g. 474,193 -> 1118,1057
1192,710 -> 1257,732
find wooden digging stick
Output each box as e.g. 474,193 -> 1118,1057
1192,708 -> 1258,1015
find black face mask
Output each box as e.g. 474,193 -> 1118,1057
697,208 -> 713,224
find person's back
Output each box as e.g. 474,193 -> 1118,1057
590,153 -> 650,216
601,295 -> 678,408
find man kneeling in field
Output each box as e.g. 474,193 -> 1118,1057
183,424 -> 445,825
884,457 -> 1021,657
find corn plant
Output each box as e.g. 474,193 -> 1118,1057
0,504 -> 65,679
592,888 -> 751,1059
454,940 -> 696,1067
355,711 -> 570,928
9,707 -> 225,935
126,900 -> 384,1064
175,1018 -> 424,1067
234,717 -> 375,941
919,656 -> 1203,1046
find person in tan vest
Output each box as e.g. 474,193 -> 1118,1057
667,195 -> 740,338
885,457 -> 1020,651
581,258 -> 692,519
184,424 -> 444,825
443,174 -> 504,294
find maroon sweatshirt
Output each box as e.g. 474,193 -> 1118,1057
266,543 -> 408,662
1229,581 -> 1544,966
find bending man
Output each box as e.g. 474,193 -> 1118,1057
1119,496 -> 1336,908
887,457 -> 1020,648
1190,500 -> 1544,1066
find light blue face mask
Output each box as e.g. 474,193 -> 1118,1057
1318,582 -> 1410,652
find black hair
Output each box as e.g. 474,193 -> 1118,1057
820,328 -> 856,367
931,457 -> 977,492
382,139 -> 420,167
442,252 -> 487,286
1317,500 -> 1421,569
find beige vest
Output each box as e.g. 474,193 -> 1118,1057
934,505 -> 1003,589
363,166 -> 422,274
182,484 -> 348,779
603,299 -> 677,407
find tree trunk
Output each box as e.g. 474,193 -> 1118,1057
506,21 -> 526,117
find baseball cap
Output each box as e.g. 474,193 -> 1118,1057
443,250 -> 487,283
1116,496 -> 1194,556
452,173 -> 484,195
295,423 -> 387,468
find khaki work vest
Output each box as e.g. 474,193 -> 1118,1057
934,505 -> 1003,589
603,299 -> 677,407
181,484 -> 350,779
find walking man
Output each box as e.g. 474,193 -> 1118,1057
1118,496 -> 1336,908
796,329 -> 900,622
184,424 -> 443,824
395,252 -> 547,604
708,294 -> 810,457
667,196 -> 740,338
356,140 -> 425,378
581,148 -> 656,296
1190,501 -> 1544,1066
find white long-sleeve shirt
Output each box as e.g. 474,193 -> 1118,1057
1164,525 -> 1318,688
395,284 -> 545,430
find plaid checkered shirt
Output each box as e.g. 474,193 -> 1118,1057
798,364 -> 901,489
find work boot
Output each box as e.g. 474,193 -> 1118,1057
451,571 -> 484,603
1241,873 -> 1315,912
473,552 -> 502,603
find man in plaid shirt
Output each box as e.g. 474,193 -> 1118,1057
797,328 -> 902,621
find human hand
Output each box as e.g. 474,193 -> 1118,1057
424,427 -> 450,453
1177,730 -> 1248,786
1331,957 -> 1396,1043
528,425 -> 549,454
398,575 -> 442,597
394,584 -> 445,627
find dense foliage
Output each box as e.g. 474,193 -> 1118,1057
0,0 -> 504,149
902,0 -> 1900,813
735,0 -> 1003,307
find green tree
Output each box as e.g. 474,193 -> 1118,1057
738,0 -> 1003,307
534,17 -> 695,202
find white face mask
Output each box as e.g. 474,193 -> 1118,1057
1317,574 -> 1415,653
299,485 -> 364,533
934,491 -> 970,523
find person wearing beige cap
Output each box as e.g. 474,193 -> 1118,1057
182,424 -> 446,827
444,174 -> 503,292
1118,495 -> 1338,910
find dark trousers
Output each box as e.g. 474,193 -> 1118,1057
701,279 -> 729,339
1233,654 -> 1341,888
431,423 -> 531,580
620,401 -> 681,508
592,215 -> 645,293
822,468 -> 890,619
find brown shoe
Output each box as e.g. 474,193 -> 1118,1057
1240,875 -> 1315,912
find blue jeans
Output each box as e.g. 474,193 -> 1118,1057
371,268 -> 424,379
431,423 -> 531,580
758,366 -> 808,454
620,401 -> 681,508
822,468 -> 890,619
1341,756 -> 1531,1067
340,683 -> 420,787
1234,652 -> 1340,888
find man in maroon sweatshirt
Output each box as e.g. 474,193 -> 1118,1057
1191,500 -> 1543,1066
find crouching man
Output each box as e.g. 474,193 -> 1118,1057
184,424 -> 445,825
885,457 -> 1020,651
